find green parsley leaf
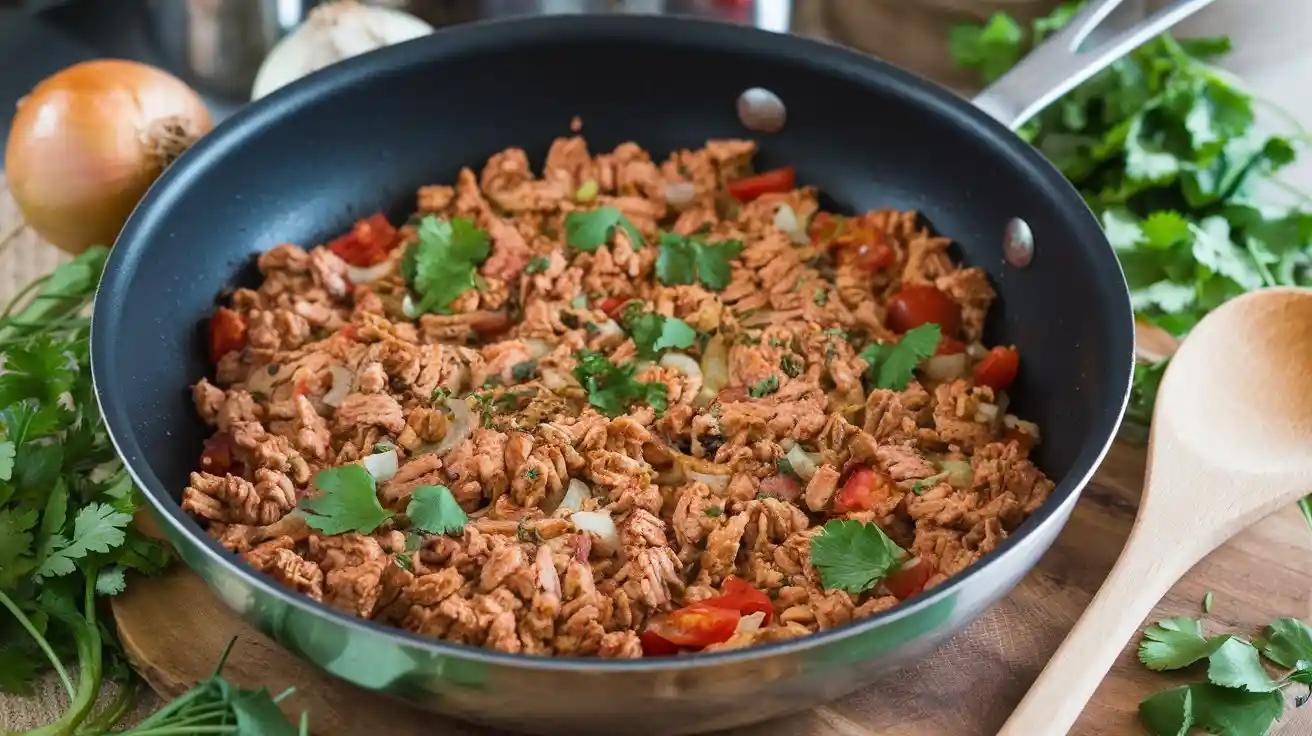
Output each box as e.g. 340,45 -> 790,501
1138,617 -> 1212,671
35,503 -> 132,579
1138,685 -> 1195,736
95,566 -> 127,596
749,375 -> 780,398
655,231 -> 744,291
1206,636 -> 1279,692
947,13 -> 1023,83
405,485 -> 468,536
1140,684 -> 1282,736
1255,617 -> 1312,668
809,519 -> 904,594
400,215 -> 491,315
622,306 -> 696,360
565,206 -> 643,251
524,256 -> 551,274
0,508 -> 38,584
860,323 -> 942,391
573,350 -> 668,418
0,441 -> 14,481
298,465 -> 394,535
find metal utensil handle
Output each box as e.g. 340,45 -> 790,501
972,0 -> 1218,130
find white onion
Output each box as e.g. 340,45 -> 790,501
433,397 -> 474,456
401,293 -> 419,319
322,365 -> 355,408
974,403 -> 998,424
596,319 -> 624,340
362,448 -> 398,481
664,181 -> 696,206
922,353 -> 968,382
524,338 -> 553,360
688,472 -> 731,493
559,479 -> 593,513
344,260 -> 392,284
571,511 -> 620,556
784,443 -> 819,483
659,352 -> 703,392
773,205 -> 810,245
937,459 -> 973,489
1004,415 -> 1042,442
540,368 -> 579,391
695,334 -> 729,406
735,611 -> 767,634
252,1 -> 434,100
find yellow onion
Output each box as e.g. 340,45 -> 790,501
5,60 -> 212,254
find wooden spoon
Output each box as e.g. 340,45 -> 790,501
999,287 -> 1312,736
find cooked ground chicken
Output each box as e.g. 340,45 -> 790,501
185,134 -> 1052,659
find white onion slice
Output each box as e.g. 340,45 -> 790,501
773,204 -> 810,245
1004,415 -> 1042,442
596,319 -> 624,340
344,260 -> 392,284
784,443 -> 819,483
401,294 -> 419,319
937,459 -> 973,489
922,353 -> 968,382
363,448 -> 398,481
524,338 -> 553,360
695,334 -> 729,406
664,181 -> 696,206
659,353 -> 703,401
322,365 -> 355,408
433,397 -> 474,457
559,479 -> 593,513
735,611 -> 767,634
571,511 -> 620,556
688,471 -> 731,493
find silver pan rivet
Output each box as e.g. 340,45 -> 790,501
737,88 -> 786,134
1004,217 -> 1034,268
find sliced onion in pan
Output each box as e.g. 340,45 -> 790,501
937,459 -> 973,489
524,338 -> 553,359
322,365 -> 355,408
571,511 -> 620,556
1004,414 -> 1042,442
559,478 -> 593,513
773,204 -> 810,245
784,443 -> 819,483
921,353 -> 968,382
664,181 -> 696,206
344,260 -> 392,284
433,397 -> 473,456
363,448 -> 398,481
735,611 -> 767,634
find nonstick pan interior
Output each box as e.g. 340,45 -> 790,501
92,14 -> 1133,733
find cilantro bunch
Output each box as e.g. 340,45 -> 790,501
951,3 -> 1312,435
1137,610 -> 1312,735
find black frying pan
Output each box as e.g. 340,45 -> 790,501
92,11 -> 1141,736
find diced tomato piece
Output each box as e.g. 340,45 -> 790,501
726,166 -> 796,202
973,346 -> 1020,390
643,603 -> 740,649
598,295 -> 633,319
758,474 -> 801,503
339,324 -> 357,341
886,284 -> 962,336
640,629 -> 682,657
700,577 -> 774,624
883,558 -> 937,600
809,213 -> 844,247
200,433 -> 238,476
207,307 -> 247,364
327,213 -> 398,268
833,465 -> 896,514
854,242 -> 895,272
936,336 -> 966,355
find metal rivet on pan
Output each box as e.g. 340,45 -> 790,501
1004,217 -> 1034,268
737,87 -> 786,134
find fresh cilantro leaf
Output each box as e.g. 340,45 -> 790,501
0,645 -> 41,695
1143,684 -> 1283,736
0,508 -> 38,584
947,13 -> 1023,83
622,306 -> 696,360
1139,617 -> 1212,671
298,465 -> 394,535
565,206 -> 643,251
573,350 -> 667,418
1206,636 -> 1279,692
655,231 -> 743,291
1256,617 -> 1312,668
1138,685 -> 1194,736
511,360 -> 538,383
524,256 -> 551,274
749,375 -> 780,398
95,566 -> 127,596
860,323 -> 941,391
35,503 -> 132,579
780,354 -> 804,378
405,485 -> 468,536
703,507 -> 722,518
400,215 -> 491,315
812,288 -> 828,306
0,441 -> 14,481
809,519 -> 904,594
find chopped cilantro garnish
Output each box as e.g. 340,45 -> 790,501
813,288 -> 829,306
565,206 -> 644,251
573,350 -> 667,418
1139,617 -> 1214,672
776,457 -> 799,481
399,215 -> 491,315
703,507 -> 723,518
298,465 -> 394,535
524,256 -> 551,274
780,354 -> 804,378
749,375 -> 780,398
431,386 -> 451,403
511,360 -> 538,382
622,304 -> 696,360
655,231 -> 744,291
405,485 -> 468,536
859,323 -> 941,391
809,519 -> 904,594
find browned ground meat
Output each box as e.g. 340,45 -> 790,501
184,134 -> 1052,659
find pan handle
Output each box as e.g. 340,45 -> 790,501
971,0 -> 1218,130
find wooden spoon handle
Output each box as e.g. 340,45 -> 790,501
997,528 -> 1197,735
